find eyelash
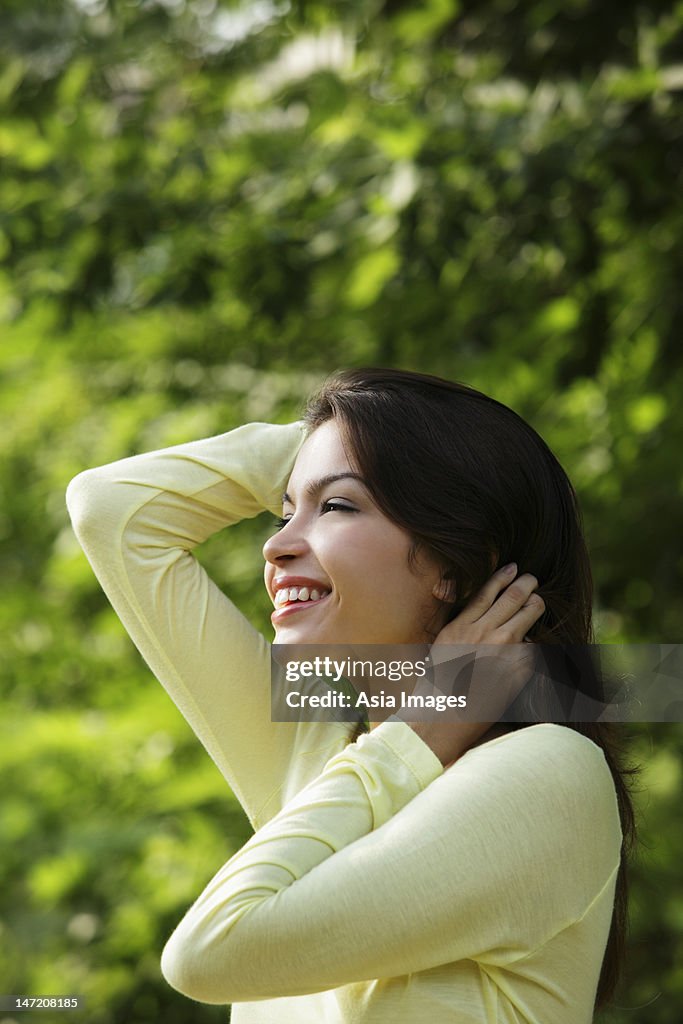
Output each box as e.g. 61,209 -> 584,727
273,501 -> 357,531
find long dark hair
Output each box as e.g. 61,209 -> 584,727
303,367 -> 637,1011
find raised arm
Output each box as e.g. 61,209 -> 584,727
66,421 -> 353,830
160,720 -> 622,1004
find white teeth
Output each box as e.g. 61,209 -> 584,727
275,585 -> 329,606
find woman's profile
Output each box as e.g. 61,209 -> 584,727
66,367 -> 636,1022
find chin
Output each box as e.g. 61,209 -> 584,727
273,625 -> 341,647
273,625 -> 317,644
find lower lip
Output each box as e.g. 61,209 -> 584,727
271,594 -> 330,623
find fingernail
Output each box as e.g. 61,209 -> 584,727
502,562 -> 517,575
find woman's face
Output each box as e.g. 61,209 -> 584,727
263,419 -> 449,645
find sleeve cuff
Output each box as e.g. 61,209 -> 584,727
358,718 -> 444,791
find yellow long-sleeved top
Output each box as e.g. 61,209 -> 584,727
66,421 -> 622,1024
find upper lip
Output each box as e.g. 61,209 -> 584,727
272,575 -> 331,599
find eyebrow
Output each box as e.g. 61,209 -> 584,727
282,473 -> 367,505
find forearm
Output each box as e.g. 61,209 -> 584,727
66,421 -> 308,545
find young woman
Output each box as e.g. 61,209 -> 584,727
66,368 -> 635,1023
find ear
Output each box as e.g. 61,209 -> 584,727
432,577 -> 457,602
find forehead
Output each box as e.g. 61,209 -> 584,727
288,420 -> 354,488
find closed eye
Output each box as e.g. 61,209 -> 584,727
272,501 -> 357,531
320,500 -> 357,515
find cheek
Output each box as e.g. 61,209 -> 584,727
314,523 -> 423,599
349,528 -> 418,590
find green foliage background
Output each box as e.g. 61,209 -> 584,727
1,1 -> 682,1021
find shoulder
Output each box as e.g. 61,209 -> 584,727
445,723 -> 622,862
424,724 -> 621,925
459,723 -> 618,806
463,721 -> 614,774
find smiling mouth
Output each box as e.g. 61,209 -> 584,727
271,590 -> 331,620
274,585 -> 330,607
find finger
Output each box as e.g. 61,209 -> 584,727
458,563 -> 519,623
478,574 -> 541,631
494,593 -> 546,641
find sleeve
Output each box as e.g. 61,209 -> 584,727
159,721 -> 623,1005
65,420 -> 352,829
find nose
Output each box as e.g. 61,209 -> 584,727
262,516 -> 309,566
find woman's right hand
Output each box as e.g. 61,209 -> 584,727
397,564 -> 546,768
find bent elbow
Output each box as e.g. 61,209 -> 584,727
160,925 -> 239,1006
66,468 -> 123,550
66,470 -> 103,535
